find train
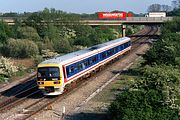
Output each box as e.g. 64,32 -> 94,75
37,37 -> 131,95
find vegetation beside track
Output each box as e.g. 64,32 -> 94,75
108,18 -> 180,120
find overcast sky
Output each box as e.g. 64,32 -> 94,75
0,0 -> 172,14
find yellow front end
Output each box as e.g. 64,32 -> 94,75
37,64 -> 64,95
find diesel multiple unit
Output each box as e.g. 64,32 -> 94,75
37,37 -> 131,95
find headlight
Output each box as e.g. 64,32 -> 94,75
54,81 -> 60,84
38,82 -> 44,85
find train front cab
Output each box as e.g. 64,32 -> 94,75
37,64 -> 64,95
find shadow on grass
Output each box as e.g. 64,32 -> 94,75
111,68 -> 141,77
65,112 -> 108,120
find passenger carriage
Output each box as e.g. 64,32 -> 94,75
37,37 -> 131,95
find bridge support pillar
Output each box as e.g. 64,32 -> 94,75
122,25 -> 126,37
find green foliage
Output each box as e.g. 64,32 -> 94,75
73,25 -> 120,47
41,49 -> 58,59
162,17 -> 180,33
94,26 -> 114,43
54,37 -> 72,53
144,21 -> 180,66
1,12 -> 19,17
136,65 -> 180,106
74,36 -> 92,47
109,65 -> 180,120
143,39 -> 177,65
0,21 -> 12,43
46,24 -> 60,42
31,55 -> 44,66
0,56 -> 18,77
109,90 -> 179,120
168,8 -> 180,16
36,40 -> 54,55
17,26 -> 41,41
126,26 -> 134,35
3,38 -> 39,58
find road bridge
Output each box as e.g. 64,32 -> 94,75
0,16 -> 173,37
0,17 -> 173,25
81,17 -> 173,25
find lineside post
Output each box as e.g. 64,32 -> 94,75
61,106 -> 65,119
122,25 -> 126,37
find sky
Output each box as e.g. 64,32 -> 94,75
0,0 -> 172,14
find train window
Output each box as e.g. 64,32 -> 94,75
102,52 -> 107,59
49,68 -> 60,77
124,43 -> 126,48
113,48 -> 116,53
111,49 -> 114,55
115,46 -> 119,52
78,63 -> 83,70
107,50 -> 111,56
120,44 -> 124,50
125,43 -> 128,48
107,49 -> 114,56
84,60 -> 89,66
129,41 -> 131,46
92,56 -> 97,63
82,63 -> 86,69
70,66 -> 75,73
89,57 -> 95,64
38,67 -> 60,78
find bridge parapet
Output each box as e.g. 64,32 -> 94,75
126,17 -> 173,22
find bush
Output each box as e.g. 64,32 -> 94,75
109,65 -> 180,120
3,38 -> 39,58
0,21 -> 12,43
109,90 -> 179,120
0,56 -> 18,77
143,33 -> 180,66
31,55 -> 44,66
53,38 -> 72,53
41,49 -> 58,59
17,26 -> 41,41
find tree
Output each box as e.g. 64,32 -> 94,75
143,40 -> 177,65
161,5 -> 172,12
109,90 -> 179,120
3,38 -> 39,58
17,26 -> 41,41
74,36 -> 92,47
54,37 -> 72,53
109,65 -> 180,120
0,21 -> 12,43
148,4 -> 161,12
1,12 -> 18,17
168,8 -> 180,16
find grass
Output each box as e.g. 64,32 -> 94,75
0,75 -> 9,83
91,57 -> 143,103
111,75 -> 135,92
175,94 -> 180,106
91,72 -> 137,103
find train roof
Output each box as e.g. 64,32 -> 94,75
39,37 -> 130,65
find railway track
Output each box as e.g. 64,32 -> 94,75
0,26 -> 159,120
0,83 -> 41,113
